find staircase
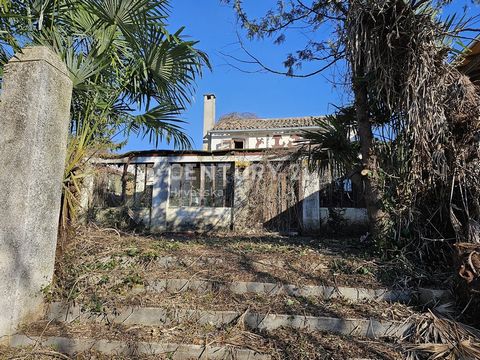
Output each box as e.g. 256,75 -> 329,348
8,229 -> 448,359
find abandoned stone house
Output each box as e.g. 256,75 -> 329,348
83,94 -> 368,233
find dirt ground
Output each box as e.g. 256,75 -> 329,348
53,227 -> 432,289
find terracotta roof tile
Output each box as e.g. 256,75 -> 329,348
212,116 -> 324,131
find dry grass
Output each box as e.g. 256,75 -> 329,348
3,226 -> 417,359
7,321 -> 404,360
0,345 -> 167,359
46,227 -> 425,316
5,227 -> 476,359
403,311 -> 480,360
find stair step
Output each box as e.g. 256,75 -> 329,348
11,320 -> 403,359
146,278 -> 447,303
85,253 -> 450,295
57,285 -> 418,322
11,335 -> 270,360
47,302 -> 411,338
92,252 -> 389,289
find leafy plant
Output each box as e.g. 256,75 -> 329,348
60,121 -> 103,231
0,0 -> 210,231
301,106 -> 360,173
125,247 -> 140,257
122,273 -> 144,287
0,0 -> 208,146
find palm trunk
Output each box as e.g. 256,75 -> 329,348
353,70 -> 389,240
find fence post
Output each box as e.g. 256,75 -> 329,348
0,47 -> 72,338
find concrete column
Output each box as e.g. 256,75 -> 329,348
202,94 -> 216,151
150,159 -> 170,232
232,164 -> 250,230
301,161 -> 321,232
0,47 -> 73,338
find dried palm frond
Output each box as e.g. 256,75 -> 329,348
346,0 -> 480,246
403,311 -> 480,360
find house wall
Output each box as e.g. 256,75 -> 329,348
84,154 -> 368,234
94,207 -> 151,228
166,207 -> 232,231
319,208 -> 369,232
325,208 -> 368,225
211,132 -> 302,150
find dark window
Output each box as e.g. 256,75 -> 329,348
169,163 -> 201,207
169,163 -> 234,207
319,174 -> 365,208
133,163 -> 154,208
318,162 -> 365,208
93,163 -> 154,208
234,140 -> 244,149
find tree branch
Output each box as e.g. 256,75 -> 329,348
236,37 -> 343,78
296,0 -> 346,21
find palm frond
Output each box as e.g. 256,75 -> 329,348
82,0 -> 166,28
123,24 -> 209,110
127,104 -> 192,149
404,311 -> 480,360
301,106 -> 360,172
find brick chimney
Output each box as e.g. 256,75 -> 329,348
203,94 -> 216,150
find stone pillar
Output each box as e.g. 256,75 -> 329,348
150,159 -> 170,232
232,164 -> 249,230
0,47 -> 73,338
301,161 -> 321,232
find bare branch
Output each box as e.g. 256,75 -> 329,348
232,34 -> 343,78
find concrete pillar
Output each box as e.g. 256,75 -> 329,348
78,173 -> 95,224
232,163 -> 252,230
301,161 -> 321,232
0,47 -> 73,338
150,159 -> 170,232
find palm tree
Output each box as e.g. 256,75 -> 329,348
0,0 -> 209,229
0,0 -> 209,148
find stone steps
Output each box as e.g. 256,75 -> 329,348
11,335 -> 271,360
10,274 -> 446,358
46,302 -> 410,338
11,319 -> 403,359
91,254 -> 449,298
53,282 -> 419,322
8,229 -> 446,359
145,277 -> 447,303
12,298 -> 408,358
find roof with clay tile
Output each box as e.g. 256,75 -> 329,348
211,116 -> 324,131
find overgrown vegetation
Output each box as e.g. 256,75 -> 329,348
48,227 -> 417,310
223,0 -> 480,245
224,0 -> 480,356
23,226 -> 416,359
0,0 -> 208,147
